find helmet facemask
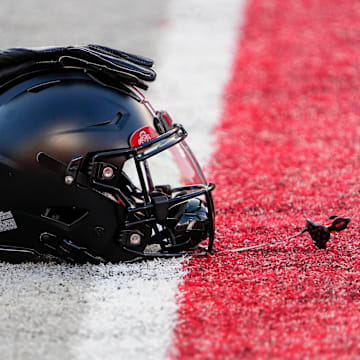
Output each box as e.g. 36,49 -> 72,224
90,123 -> 215,258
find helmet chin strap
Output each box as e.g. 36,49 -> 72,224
216,216 -> 351,255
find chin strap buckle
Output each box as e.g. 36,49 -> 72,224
306,216 -> 351,249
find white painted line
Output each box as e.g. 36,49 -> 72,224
70,260 -> 186,360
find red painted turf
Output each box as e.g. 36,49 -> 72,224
173,0 -> 360,359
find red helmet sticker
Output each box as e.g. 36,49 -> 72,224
129,126 -> 158,147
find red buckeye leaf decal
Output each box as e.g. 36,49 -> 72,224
129,126 -> 158,148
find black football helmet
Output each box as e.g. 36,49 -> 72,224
0,45 -> 215,263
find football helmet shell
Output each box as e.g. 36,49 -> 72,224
0,46 -> 215,263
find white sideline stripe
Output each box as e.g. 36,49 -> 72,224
73,1 -> 246,360
70,260 -> 186,360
